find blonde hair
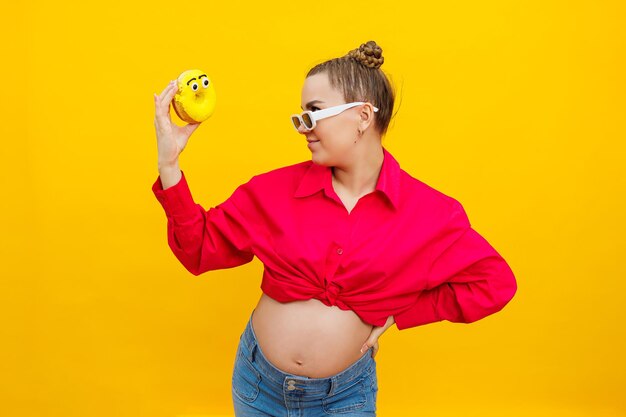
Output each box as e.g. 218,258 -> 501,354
306,41 -> 397,137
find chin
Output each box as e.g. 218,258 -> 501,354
310,153 -> 327,166
310,154 -> 321,164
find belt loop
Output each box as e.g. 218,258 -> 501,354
247,310 -> 257,363
249,340 -> 257,363
327,376 -> 336,396
244,322 -> 257,363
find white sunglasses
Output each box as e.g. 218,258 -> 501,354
291,102 -> 379,132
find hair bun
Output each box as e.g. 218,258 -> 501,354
347,41 -> 384,69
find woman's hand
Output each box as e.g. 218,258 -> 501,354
360,315 -> 395,359
153,80 -> 201,168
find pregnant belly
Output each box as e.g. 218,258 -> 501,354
251,293 -> 374,378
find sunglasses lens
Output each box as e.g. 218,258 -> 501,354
291,116 -> 301,129
302,113 -> 313,129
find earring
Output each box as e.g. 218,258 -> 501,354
354,128 -> 363,144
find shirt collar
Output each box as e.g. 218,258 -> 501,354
294,146 -> 401,210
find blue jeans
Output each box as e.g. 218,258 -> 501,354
232,310 -> 379,416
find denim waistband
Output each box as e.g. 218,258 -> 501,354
239,309 -> 375,395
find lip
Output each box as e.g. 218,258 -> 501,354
306,139 -> 319,143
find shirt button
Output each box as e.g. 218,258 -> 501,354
337,248 -> 343,255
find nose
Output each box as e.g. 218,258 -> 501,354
297,123 -> 308,134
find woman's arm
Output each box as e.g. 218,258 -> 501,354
361,315 -> 395,357
152,170 -> 256,275
158,162 -> 183,190
394,201 -> 517,330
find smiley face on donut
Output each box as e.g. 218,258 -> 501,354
171,69 -> 216,123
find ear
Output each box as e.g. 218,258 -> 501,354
357,103 -> 376,132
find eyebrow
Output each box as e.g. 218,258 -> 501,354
301,100 -> 324,110
186,75 -> 207,85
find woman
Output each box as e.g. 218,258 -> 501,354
152,41 -> 517,417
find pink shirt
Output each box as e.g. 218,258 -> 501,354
152,147 -> 517,329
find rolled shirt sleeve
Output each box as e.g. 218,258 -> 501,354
394,201 -> 517,330
152,170 -> 255,275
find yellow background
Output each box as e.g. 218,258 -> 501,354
3,0 -> 625,416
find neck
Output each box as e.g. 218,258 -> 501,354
331,140 -> 384,198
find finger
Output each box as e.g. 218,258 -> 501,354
155,83 -> 171,114
183,122 -> 201,135
155,100 -> 172,129
153,93 -> 158,123
155,83 -> 177,123
157,83 -> 169,99
155,93 -> 170,121
158,82 -> 178,108
155,83 -> 176,115
157,81 -> 175,102
159,89 -> 177,121
153,92 -> 165,111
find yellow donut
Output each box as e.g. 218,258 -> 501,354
172,69 -> 216,123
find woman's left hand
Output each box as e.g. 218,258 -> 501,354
360,315 -> 395,359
